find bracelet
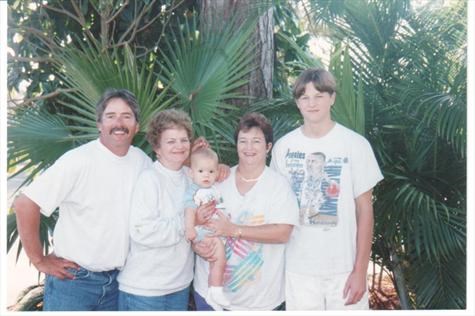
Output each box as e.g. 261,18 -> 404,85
233,226 -> 242,239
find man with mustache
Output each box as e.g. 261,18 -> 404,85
13,89 -> 152,311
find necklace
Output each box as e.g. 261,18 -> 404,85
237,169 -> 263,183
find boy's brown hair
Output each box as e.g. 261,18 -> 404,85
293,68 -> 337,99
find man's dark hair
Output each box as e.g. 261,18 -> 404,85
96,88 -> 140,122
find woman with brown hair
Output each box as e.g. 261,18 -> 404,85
193,112 -> 299,311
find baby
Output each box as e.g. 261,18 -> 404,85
184,148 -> 229,310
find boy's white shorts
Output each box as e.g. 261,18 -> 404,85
285,270 -> 369,310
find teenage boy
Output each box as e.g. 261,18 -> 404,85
271,68 -> 383,310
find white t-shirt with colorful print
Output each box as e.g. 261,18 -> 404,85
193,166 -> 299,310
271,123 -> 383,276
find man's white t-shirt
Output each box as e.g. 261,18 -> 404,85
271,123 -> 383,276
194,166 -> 299,310
22,139 -> 151,272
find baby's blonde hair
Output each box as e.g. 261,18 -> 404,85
190,148 -> 219,168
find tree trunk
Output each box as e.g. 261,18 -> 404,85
390,249 -> 412,309
199,0 -> 274,107
252,7 -> 274,101
8,284 -> 44,311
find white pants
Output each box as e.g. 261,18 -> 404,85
285,270 -> 369,310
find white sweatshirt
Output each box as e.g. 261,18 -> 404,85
117,161 -> 194,296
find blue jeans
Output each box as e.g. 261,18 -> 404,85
118,286 -> 190,311
193,290 -> 286,311
193,290 -> 215,311
43,267 -> 119,311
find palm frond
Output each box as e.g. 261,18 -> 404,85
406,249 -> 466,309
7,210 -> 58,264
330,45 -> 365,135
248,97 -> 301,143
54,38 -> 172,154
275,31 -> 323,71
158,13 -> 259,154
7,108 -> 77,187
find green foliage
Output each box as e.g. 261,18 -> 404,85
7,211 -> 58,266
273,1 -> 317,91
407,248 -> 466,309
330,45 -> 365,135
8,0 -> 193,110
55,39 -> 175,151
158,15 -> 257,157
8,108 -> 75,187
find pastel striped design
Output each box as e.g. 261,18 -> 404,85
225,251 -> 263,292
225,237 -> 252,259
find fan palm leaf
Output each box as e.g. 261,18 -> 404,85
54,39 -> 174,151
158,14 -> 259,155
8,108 -> 76,187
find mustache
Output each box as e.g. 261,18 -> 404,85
109,127 -> 130,134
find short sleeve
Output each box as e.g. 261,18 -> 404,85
265,173 -> 300,226
183,185 -> 198,209
350,137 -> 384,198
22,152 -> 80,216
270,139 -> 285,174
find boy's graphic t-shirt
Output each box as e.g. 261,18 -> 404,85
294,151 -> 344,226
193,166 -> 299,310
271,123 -> 383,276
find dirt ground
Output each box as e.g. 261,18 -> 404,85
368,272 -> 401,309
